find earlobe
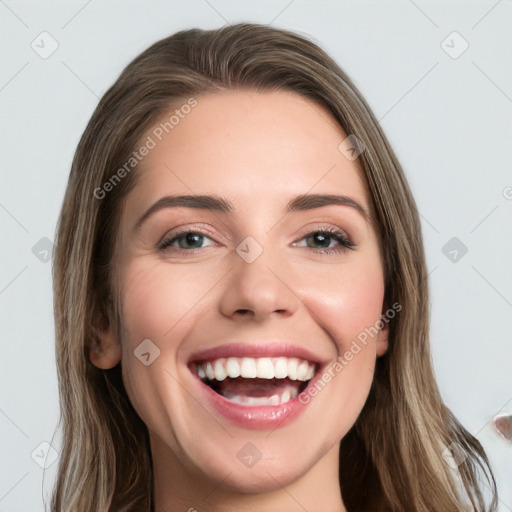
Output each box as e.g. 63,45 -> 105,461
376,309 -> 390,357
376,325 -> 389,357
88,315 -> 122,370
89,340 -> 122,369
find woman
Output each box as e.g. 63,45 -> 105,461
51,23 -> 497,511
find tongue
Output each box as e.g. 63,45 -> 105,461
216,377 -> 301,398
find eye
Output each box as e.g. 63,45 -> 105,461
158,226 -> 355,255
158,230 -> 217,251
293,227 -> 355,254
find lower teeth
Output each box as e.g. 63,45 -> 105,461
222,387 -> 298,405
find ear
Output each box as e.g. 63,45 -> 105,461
87,312 -> 121,370
376,309 -> 390,358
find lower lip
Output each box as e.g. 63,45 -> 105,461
193,372 -> 317,430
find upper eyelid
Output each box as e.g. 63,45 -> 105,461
161,222 -> 351,238
159,223 -> 354,247
292,227 -> 354,248
158,223 -> 220,243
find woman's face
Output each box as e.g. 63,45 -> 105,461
92,90 -> 388,498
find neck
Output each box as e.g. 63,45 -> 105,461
151,434 -> 347,512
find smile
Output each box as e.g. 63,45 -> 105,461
188,343 -> 324,429
195,356 -> 316,405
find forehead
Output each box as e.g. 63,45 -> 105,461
122,90 -> 370,222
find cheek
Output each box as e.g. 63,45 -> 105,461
116,261 -> 201,404
301,256 -> 385,354
292,256 -> 385,422
118,259 -> 218,342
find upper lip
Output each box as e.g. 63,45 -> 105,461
187,341 -> 327,366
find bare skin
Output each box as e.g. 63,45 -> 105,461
89,90 -> 388,512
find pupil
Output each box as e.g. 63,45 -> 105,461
311,233 -> 329,248
182,233 -> 202,248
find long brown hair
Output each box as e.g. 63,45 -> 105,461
51,23 -> 497,511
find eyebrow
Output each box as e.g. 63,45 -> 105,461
134,193 -> 370,231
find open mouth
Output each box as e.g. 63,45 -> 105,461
191,357 -> 317,406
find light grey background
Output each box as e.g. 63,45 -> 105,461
1,1 -> 511,510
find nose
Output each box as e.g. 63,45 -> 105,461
218,248 -> 301,322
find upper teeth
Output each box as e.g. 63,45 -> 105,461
196,357 -> 315,381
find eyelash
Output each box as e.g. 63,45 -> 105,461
157,226 -> 355,255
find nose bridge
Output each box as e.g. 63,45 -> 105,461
219,235 -> 301,319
